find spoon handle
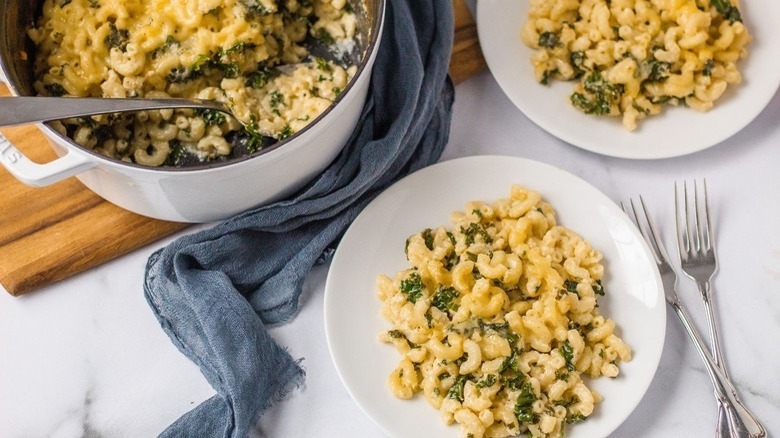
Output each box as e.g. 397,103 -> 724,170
0,96 -> 227,128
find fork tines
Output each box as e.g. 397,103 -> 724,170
621,196 -> 672,267
674,179 -> 715,265
675,179 -> 715,261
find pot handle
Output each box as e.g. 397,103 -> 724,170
0,132 -> 95,187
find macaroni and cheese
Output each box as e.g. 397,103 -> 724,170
377,186 -> 631,438
28,0 -> 358,166
520,0 -> 751,130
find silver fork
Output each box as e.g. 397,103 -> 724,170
675,181 -> 765,438
623,196 -> 764,438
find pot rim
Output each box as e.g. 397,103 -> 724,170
1,0 -> 385,174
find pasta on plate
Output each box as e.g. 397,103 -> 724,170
377,185 -> 631,438
28,0 -> 358,166
520,0 -> 751,131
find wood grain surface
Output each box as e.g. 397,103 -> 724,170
0,110 -> 188,296
0,0 -> 485,296
450,0 -> 487,85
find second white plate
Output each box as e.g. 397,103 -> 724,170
325,156 -> 667,437
477,0 -> 780,159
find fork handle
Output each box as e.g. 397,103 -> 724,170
671,303 -> 766,438
699,280 -> 732,438
697,281 -> 766,438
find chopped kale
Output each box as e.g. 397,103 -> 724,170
538,31 -> 560,48
444,250 -> 459,270
387,329 -> 405,339
447,375 -> 468,402
499,352 -> 520,374
650,95 -> 673,105
564,279 -> 579,295
104,24 -> 130,51
245,115 -> 269,153
460,223 -> 493,245
702,59 -> 715,76
446,231 -> 457,245
190,54 -> 212,73
400,272 -> 425,304
315,57 -> 333,73
153,36 -> 178,58
220,62 -> 240,79
514,383 -> 539,424
387,330 -> 406,339
242,0 -> 273,19
194,109 -> 227,127
270,90 -> 285,108
567,412 -> 588,423
555,370 -> 570,382
167,66 -> 196,83
314,27 -> 335,45
592,279 -> 605,296
278,124 -> 293,140
479,320 -> 509,333
570,51 -> 586,76
214,43 -> 248,78
431,286 -> 459,312
570,72 -> 623,115
540,68 -> 558,85
90,124 -> 113,145
247,67 -> 280,89
711,0 -> 742,22
44,82 -> 67,97
500,354 -> 525,392
560,340 -> 576,371
167,48 -> 244,83
476,374 -> 496,388
422,228 -> 435,250
425,312 -> 434,328
76,116 -> 98,129
632,102 -> 650,115
646,60 -> 671,82
219,41 -> 246,57
164,141 -> 188,166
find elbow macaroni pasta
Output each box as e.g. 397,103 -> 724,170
29,0 -> 357,166
377,185 -> 632,438
520,0 -> 751,131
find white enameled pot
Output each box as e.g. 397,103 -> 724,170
0,0 -> 384,223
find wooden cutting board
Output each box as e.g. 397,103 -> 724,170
0,0 -> 486,296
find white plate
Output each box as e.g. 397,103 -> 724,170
477,0 -> 780,159
325,156 -> 667,438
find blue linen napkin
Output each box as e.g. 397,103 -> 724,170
143,0 -> 455,436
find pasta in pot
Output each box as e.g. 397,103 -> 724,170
377,185 -> 631,438
520,0 -> 751,131
28,0 -> 358,166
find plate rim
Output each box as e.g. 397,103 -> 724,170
324,155 -> 667,437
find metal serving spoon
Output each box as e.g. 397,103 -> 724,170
0,96 -> 279,167
0,96 -> 247,129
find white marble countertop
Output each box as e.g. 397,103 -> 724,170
2,67 -> 780,437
